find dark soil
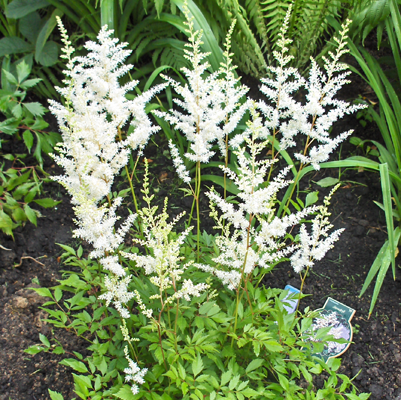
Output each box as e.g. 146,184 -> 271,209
1,68 -> 401,400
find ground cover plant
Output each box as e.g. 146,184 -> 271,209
17,5 -> 379,399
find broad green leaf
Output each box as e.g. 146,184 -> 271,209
29,287 -> 52,298
23,204 -> 37,226
60,358 -> 89,373
24,344 -> 44,354
35,8 -> 63,65
19,12 -> 42,43
6,0 -> 50,19
305,191 -> 319,207
37,41 -> 59,66
39,333 -> 50,347
315,177 -> 340,187
245,359 -> 264,374
33,198 -> 61,208
0,37 -> 33,56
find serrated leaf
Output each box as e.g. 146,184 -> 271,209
20,78 -> 42,90
16,60 -> 31,83
23,102 -> 46,116
192,353 -> 203,377
221,370 -> 232,386
114,385 -> 135,400
11,103 -> 23,119
23,204 -> 37,226
0,209 -> 17,237
23,130 -> 34,152
2,69 -> 18,85
48,389 -> 64,400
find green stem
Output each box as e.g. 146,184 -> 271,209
195,161 -> 201,262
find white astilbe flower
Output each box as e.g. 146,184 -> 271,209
100,255 -> 126,277
50,21 -> 165,204
123,346 -> 147,395
98,275 -> 135,319
168,140 -> 191,184
72,196 -> 136,259
254,10 -> 366,169
154,10 -> 248,169
290,185 -> 344,273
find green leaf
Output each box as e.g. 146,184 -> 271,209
20,78 -> 42,90
59,358 -> 89,373
33,198 -> 61,208
16,60 -> 31,83
263,340 -> 283,352
6,0 -> 50,19
23,130 -> 34,152
0,37 -> 33,56
23,204 -> 37,226
23,102 -> 47,116
39,333 -> 50,347
114,384 -> 137,400
24,344 -> 44,354
48,389 -> 64,400
379,163 -> 396,278
2,69 -> 18,85
12,103 -> 23,119
192,353 -> 204,377
0,209 -> 17,237
29,287 -> 52,298
305,191 -> 319,207
36,6 -> 62,66
19,12 -> 42,43
315,177 -> 340,187
221,370 -> 231,386
245,359 -> 264,374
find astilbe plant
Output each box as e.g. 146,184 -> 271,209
39,9 -> 371,400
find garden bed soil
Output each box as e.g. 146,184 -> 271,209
1,71 -> 401,400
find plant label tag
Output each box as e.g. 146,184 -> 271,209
313,297 -> 356,361
282,285 -> 300,314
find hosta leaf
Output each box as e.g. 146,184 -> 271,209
6,0 -> 50,19
0,37 -> 33,57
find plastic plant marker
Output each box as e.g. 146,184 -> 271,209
312,298 -> 356,362
282,285 -> 301,314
